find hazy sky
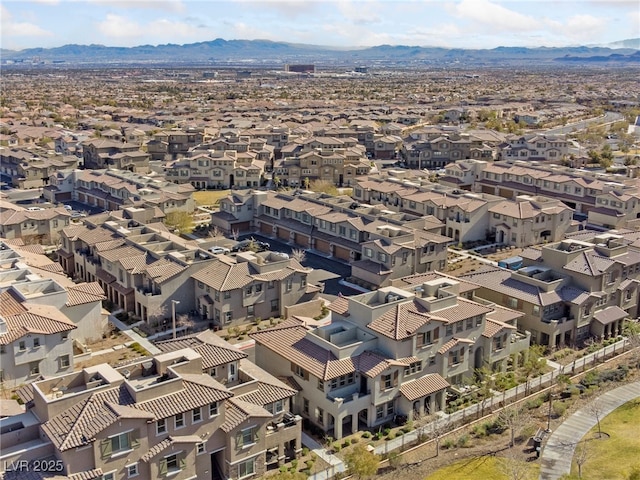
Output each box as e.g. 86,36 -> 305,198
1,0 -> 638,51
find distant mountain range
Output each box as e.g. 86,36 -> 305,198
1,38 -> 639,67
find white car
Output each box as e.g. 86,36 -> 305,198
26,206 -> 45,211
209,246 -> 230,254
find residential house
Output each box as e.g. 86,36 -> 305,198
191,251 -> 321,329
0,289 -> 76,388
1,347 -> 292,480
251,279 -> 529,439
43,169 -> 195,215
0,200 -> 71,245
488,195 -> 574,247
459,233 -> 640,348
498,134 -> 568,162
82,138 -> 150,172
0,147 -> 79,189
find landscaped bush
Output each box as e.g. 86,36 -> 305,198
526,397 -> 544,410
302,447 -> 309,456
553,401 -> 567,418
457,434 -> 470,448
361,431 -> 371,438
442,439 -> 455,449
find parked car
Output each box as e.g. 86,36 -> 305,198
231,239 -> 270,253
209,246 -> 231,254
27,206 -> 44,211
63,205 -> 73,211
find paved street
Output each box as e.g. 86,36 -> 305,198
544,111 -> 623,135
539,381 -> 640,480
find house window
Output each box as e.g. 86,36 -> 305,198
224,311 -> 232,323
317,379 -> 324,391
102,430 -> 139,458
33,338 -> 40,348
382,374 -> 392,390
268,280 -> 275,289
286,279 -> 293,291
192,407 -> 202,423
445,324 -> 453,336
533,305 -> 540,316
160,453 -> 183,475
255,283 -> 263,293
210,367 -> 217,377
329,373 -> 355,389
209,402 -> 219,417
102,473 -> 115,480
466,318 -> 473,329
175,412 -> 185,429
387,401 -> 394,416
59,355 -> 70,368
237,426 -> 258,448
197,443 -> 206,455
245,286 -> 253,296
266,399 -> 284,414
224,291 -> 231,299
126,463 -> 139,478
404,361 -> 422,375
293,364 -> 306,378
61,332 -> 68,340
475,315 -> 482,327
29,362 -> 40,376
156,418 -> 167,435
303,398 -> 309,415
19,341 -> 26,351
429,355 -> 436,366
507,297 -> 518,309
418,331 -> 432,346
271,299 -> 279,312
238,459 -> 255,478
450,350 -> 461,365
456,321 -> 463,333
376,405 -> 384,420
247,305 -> 254,316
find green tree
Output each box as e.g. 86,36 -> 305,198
164,211 -> 194,234
345,443 -> 380,479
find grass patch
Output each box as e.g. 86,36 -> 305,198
570,399 -> 640,479
424,456 -> 539,480
193,190 -> 231,207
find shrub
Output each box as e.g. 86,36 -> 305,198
302,447 -> 309,456
473,423 -> 487,437
362,431 -> 371,439
553,401 -> 567,418
333,443 -> 341,452
442,439 -> 455,449
457,434 -> 470,448
342,439 -> 351,448
305,460 -> 315,469
351,436 -> 359,444
291,459 -> 298,470
526,397 -> 544,410
383,428 -> 391,436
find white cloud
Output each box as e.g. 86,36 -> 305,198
97,13 -> 142,38
563,14 -> 608,42
96,13 -> 205,42
0,5 -> 53,38
87,0 -> 186,13
449,0 -> 541,32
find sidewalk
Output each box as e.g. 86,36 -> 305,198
108,314 -> 161,355
301,432 -> 345,480
539,381 -> 640,480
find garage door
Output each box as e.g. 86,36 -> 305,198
315,239 -> 331,254
234,221 -> 250,232
498,188 -> 513,199
334,245 -> 351,261
481,185 -> 494,195
261,222 -> 272,235
294,234 -> 309,248
278,228 -> 290,241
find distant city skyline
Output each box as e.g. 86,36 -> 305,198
1,0 -> 638,52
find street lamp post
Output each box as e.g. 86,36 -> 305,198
546,390 -> 554,433
171,300 -> 180,339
